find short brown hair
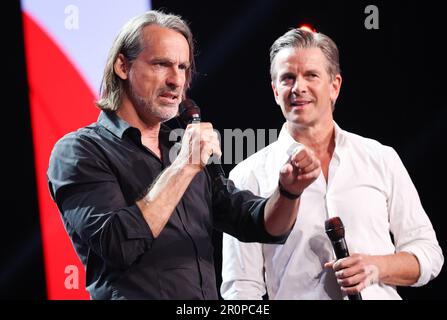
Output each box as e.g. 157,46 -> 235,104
270,28 -> 340,81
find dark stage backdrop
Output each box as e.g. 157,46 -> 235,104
3,0 -> 444,299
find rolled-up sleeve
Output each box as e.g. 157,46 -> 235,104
386,147 -> 444,286
47,133 -> 153,270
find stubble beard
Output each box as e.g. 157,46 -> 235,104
129,86 -> 178,123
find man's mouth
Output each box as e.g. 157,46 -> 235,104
290,99 -> 312,107
159,92 -> 179,104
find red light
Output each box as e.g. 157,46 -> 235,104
298,24 -> 316,33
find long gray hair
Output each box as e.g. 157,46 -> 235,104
96,10 -> 195,111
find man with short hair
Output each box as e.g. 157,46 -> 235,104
221,28 -> 443,300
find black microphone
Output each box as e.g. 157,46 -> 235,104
178,99 -> 227,190
325,217 -> 363,300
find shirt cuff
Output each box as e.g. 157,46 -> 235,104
254,198 -> 290,244
116,204 -> 154,245
399,246 -> 432,287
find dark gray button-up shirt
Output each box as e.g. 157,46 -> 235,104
47,111 -> 287,300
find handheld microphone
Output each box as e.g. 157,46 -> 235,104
178,99 -> 227,190
325,217 -> 363,300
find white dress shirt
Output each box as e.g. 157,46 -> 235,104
221,122 -> 443,300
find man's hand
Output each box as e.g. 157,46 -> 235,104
138,122 -> 220,238
324,254 -> 380,295
263,146 -> 320,236
176,122 -> 221,172
278,146 -> 321,197
324,252 -> 421,294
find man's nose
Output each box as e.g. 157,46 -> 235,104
166,67 -> 184,89
292,75 -> 307,94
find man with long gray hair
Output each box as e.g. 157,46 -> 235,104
47,11 -> 321,299
221,28 -> 443,299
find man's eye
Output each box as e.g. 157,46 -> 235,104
281,75 -> 294,84
153,61 -> 169,67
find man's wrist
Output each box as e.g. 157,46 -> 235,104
278,181 -> 302,200
172,156 -> 201,176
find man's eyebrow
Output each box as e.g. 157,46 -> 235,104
305,68 -> 321,74
148,57 -> 190,68
149,57 -> 174,63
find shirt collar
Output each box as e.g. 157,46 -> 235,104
276,121 -> 347,155
276,123 -> 302,157
332,121 -> 346,160
97,110 -> 133,139
97,110 -> 175,163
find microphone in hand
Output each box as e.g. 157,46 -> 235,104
178,99 -> 227,190
325,216 -> 362,300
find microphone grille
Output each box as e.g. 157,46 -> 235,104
325,216 -> 345,241
179,98 -> 201,124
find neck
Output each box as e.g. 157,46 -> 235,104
287,120 -> 335,157
288,119 -> 335,183
117,99 -> 162,156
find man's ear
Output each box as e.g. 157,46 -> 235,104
114,53 -> 129,80
330,74 -> 342,104
271,81 -> 280,105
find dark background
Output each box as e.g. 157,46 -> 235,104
2,0 -> 445,299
